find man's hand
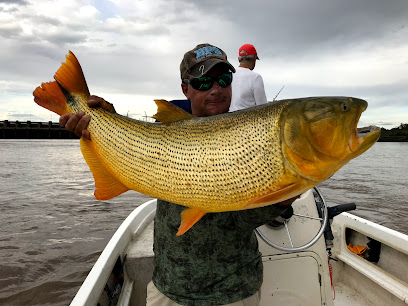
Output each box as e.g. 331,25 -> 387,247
88,95 -> 116,113
59,95 -> 115,140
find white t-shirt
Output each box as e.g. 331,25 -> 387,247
229,67 -> 268,112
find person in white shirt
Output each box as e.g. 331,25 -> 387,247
229,44 -> 268,112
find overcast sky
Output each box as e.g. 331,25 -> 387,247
1,0 -> 407,128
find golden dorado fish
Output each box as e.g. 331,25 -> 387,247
33,51 -> 380,235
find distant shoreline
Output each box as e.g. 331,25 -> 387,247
379,124 -> 408,142
1,120 -> 407,141
0,120 -> 78,139
377,136 -> 408,142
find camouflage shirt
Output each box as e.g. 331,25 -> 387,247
152,200 -> 286,306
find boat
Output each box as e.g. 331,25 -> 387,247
70,187 -> 408,305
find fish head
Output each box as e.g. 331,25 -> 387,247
281,97 -> 380,182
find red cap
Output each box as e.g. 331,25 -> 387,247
239,44 -> 259,60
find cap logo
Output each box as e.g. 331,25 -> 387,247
194,46 -> 223,61
239,49 -> 247,55
199,65 -> 205,76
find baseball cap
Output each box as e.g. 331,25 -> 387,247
239,44 -> 260,60
180,43 -> 235,80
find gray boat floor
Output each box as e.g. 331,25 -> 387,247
334,281 -> 370,306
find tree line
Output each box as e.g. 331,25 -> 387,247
379,123 -> 408,142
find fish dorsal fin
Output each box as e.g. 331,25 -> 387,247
152,99 -> 194,123
177,207 -> 207,236
80,138 -> 129,200
54,51 -> 90,98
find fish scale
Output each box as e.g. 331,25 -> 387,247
80,103 -> 287,212
33,51 -> 380,235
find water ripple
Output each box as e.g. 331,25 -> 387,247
0,140 -> 406,304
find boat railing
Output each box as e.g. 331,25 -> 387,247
332,213 -> 408,303
70,199 -> 157,306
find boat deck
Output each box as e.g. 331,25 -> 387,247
123,220 -> 404,306
334,281 -> 369,305
71,196 -> 408,306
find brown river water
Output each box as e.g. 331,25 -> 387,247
0,139 -> 407,305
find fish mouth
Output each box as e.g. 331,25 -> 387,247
349,125 -> 381,153
357,126 -> 381,138
347,99 -> 381,153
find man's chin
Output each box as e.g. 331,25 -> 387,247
205,103 -> 229,116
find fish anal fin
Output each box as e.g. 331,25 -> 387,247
33,81 -> 70,115
153,99 -> 194,123
245,182 -> 302,209
54,51 -> 90,98
177,207 -> 207,236
80,138 -> 129,200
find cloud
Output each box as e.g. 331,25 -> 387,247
8,113 -> 32,119
42,32 -> 88,46
0,0 -> 28,5
0,0 -> 407,128
0,22 -> 21,38
28,14 -> 61,26
193,0 -> 408,59
104,17 -> 170,36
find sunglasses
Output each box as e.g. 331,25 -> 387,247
183,72 -> 233,91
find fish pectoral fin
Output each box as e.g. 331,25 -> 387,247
80,138 -> 129,200
245,182 -> 302,209
152,99 -> 194,123
177,207 -> 207,236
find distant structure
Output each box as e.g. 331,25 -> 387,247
2,120 -> 406,141
0,120 -> 79,139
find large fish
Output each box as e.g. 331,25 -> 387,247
33,51 -> 380,235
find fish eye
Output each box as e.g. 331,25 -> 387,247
341,103 -> 349,111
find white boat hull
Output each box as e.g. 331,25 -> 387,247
71,190 -> 408,305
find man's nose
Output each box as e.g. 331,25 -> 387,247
210,81 -> 222,94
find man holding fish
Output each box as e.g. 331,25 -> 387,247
59,44 -> 297,305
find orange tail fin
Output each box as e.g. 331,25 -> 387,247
54,51 -> 90,97
33,51 -> 90,115
33,81 -> 69,115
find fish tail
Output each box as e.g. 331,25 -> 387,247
33,51 -> 90,115
33,81 -> 70,115
54,51 -> 90,99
